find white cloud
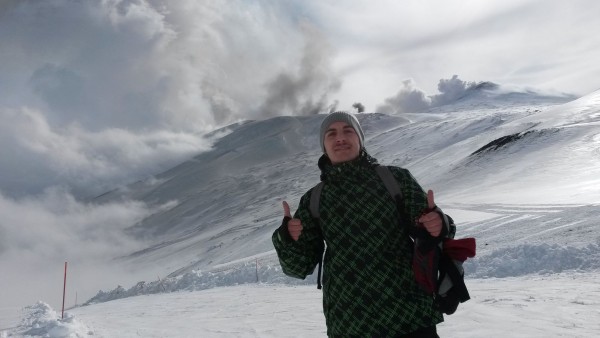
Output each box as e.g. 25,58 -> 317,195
307,0 -> 600,110
0,107 -> 211,197
0,187 -> 156,309
0,0 -> 597,199
375,75 -> 485,114
0,188 -> 149,258
0,0 -> 330,131
0,0 -> 343,196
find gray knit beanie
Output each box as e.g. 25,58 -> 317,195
319,111 -> 365,153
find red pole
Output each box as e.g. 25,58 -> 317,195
62,262 -> 67,319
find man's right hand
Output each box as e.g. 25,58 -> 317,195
283,201 -> 303,241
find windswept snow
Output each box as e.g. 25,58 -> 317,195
4,272 -> 600,337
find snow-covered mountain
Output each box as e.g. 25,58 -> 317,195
3,86 -> 600,337
90,86 -> 598,281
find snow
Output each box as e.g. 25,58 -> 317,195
2,303 -> 92,338
4,273 -> 600,337
2,88 -> 600,337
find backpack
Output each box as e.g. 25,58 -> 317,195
308,165 -> 476,315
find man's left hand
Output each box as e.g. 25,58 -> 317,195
418,190 -> 443,237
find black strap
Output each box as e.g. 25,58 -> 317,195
309,183 -> 325,289
375,166 -> 402,202
309,182 -> 325,219
310,166 -> 399,219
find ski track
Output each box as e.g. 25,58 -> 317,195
449,203 -> 599,252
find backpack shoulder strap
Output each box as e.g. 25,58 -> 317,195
375,165 -> 403,202
309,181 -> 325,219
308,181 -> 325,290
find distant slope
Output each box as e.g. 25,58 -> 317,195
92,88 -> 599,282
426,89 -> 600,204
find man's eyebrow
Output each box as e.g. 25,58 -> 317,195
326,125 -> 353,133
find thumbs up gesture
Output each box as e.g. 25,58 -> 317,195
283,201 -> 303,241
418,190 -> 443,237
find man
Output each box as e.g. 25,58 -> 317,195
272,111 -> 452,337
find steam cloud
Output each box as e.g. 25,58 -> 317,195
0,0 -> 342,198
352,103 -> 365,113
259,23 -> 342,117
375,75 -> 489,114
0,187 -> 160,309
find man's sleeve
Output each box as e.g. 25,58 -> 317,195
272,189 -> 325,279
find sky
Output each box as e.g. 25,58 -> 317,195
1,0 -> 600,198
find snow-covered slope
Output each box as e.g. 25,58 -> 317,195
90,88 -> 600,282
7,272 -> 600,338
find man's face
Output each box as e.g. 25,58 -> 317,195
323,121 -> 361,164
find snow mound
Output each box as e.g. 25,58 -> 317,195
5,302 -> 92,338
467,241 -> 600,278
83,239 -> 600,305
84,257 -> 317,305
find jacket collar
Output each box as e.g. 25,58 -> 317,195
318,149 -> 379,182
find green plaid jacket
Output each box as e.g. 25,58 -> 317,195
272,152 -> 444,337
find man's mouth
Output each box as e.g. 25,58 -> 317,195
334,146 -> 351,151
